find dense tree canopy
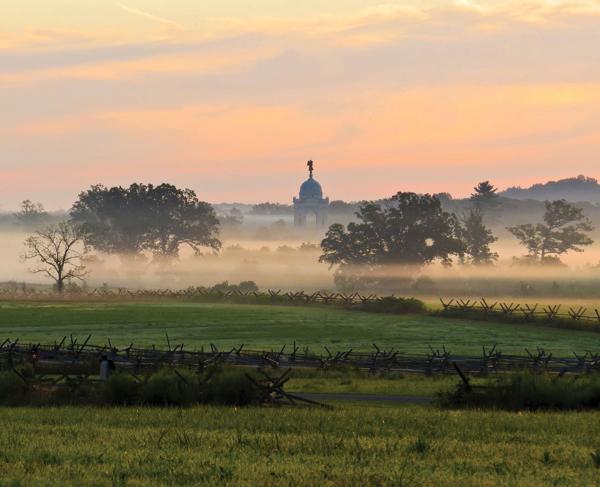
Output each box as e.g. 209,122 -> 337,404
71,183 -> 220,258
145,185 -> 220,257
320,192 -> 464,269
459,210 -> 498,265
70,184 -> 148,254
508,199 -> 593,262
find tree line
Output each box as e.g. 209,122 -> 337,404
21,183 -> 221,292
320,182 -> 595,288
18,180 -> 596,292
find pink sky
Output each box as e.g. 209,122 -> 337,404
1,1 -> 600,209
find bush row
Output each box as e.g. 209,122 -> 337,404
0,366 -> 261,407
353,296 -> 426,314
438,371 -> 600,410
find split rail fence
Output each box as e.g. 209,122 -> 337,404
0,288 -> 383,305
2,336 -> 600,377
440,298 -> 600,325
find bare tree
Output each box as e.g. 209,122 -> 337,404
22,221 -> 88,292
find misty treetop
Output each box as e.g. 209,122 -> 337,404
14,200 -> 50,229
319,192 -> 465,269
508,199 -> 594,263
71,183 -> 221,258
470,181 -> 500,213
459,209 -> 498,265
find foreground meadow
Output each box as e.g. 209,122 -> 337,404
2,301 -> 600,355
0,405 -> 598,486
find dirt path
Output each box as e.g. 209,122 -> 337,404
293,392 -> 433,405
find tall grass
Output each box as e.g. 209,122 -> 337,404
1,405 -> 600,485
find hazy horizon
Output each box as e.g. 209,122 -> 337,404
1,173 -> 600,213
2,1 -> 600,209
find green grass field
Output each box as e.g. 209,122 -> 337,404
0,405 -> 599,486
2,300 -> 600,485
1,300 -> 600,356
287,374 -> 458,396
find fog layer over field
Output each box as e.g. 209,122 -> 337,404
0,230 -> 332,290
3,227 -> 600,297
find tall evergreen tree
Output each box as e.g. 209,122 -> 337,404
470,181 -> 500,213
460,210 -> 498,265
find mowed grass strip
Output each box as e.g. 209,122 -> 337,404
287,375 -> 459,397
0,405 -> 599,486
2,301 -> 600,355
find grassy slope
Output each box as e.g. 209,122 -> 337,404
1,301 -> 600,355
287,375 -> 459,396
0,405 -> 598,486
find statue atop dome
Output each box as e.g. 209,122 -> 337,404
293,160 -> 329,227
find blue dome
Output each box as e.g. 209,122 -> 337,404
299,177 -> 323,200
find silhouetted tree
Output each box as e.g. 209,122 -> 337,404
21,221 -> 87,293
71,184 -> 148,254
14,200 -> 49,228
459,209 -> 498,265
145,184 -> 220,258
470,181 -> 499,213
71,183 -> 220,258
320,192 -> 464,269
433,192 -> 453,205
508,199 -> 593,263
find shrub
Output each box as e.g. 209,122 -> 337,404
0,365 -> 263,407
208,368 -> 260,406
104,373 -> 140,405
355,296 -> 426,314
141,369 -> 203,406
0,371 -> 28,405
16,363 -> 35,379
50,378 -> 98,405
439,371 -> 600,410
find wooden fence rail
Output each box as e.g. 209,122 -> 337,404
0,288 -> 384,305
3,338 -> 600,377
440,298 -> 600,325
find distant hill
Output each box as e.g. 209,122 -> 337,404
501,175 -> 600,203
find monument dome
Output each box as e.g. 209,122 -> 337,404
299,177 -> 323,200
293,160 -> 329,227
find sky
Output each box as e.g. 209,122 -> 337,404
1,0 -> 600,210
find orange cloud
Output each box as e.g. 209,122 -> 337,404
0,46 -> 277,86
82,82 -> 600,177
3,1 -> 600,208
